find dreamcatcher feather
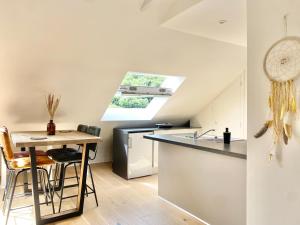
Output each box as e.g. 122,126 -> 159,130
254,15 -> 300,160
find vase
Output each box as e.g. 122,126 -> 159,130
47,120 -> 56,135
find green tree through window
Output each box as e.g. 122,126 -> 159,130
110,72 -> 166,109
121,73 -> 165,87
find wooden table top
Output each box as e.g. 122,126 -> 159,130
10,130 -> 102,148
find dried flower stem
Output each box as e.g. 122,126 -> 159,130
46,94 -> 60,120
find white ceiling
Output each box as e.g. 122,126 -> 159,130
162,0 -> 247,46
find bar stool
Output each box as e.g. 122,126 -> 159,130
1,127 -> 50,201
47,124 -> 88,191
0,127 -> 55,225
47,125 -> 100,212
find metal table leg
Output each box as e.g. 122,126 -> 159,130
29,146 -> 42,225
77,143 -> 89,212
30,143 -> 90,224
21,147 -> 30,194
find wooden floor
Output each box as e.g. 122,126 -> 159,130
0,163 -> 205,225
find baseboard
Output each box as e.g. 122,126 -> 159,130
158,196 -> 210,225
90,159 -> 112,164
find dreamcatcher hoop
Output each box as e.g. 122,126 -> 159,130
263,36 -> 300,81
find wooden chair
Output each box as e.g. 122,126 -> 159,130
0,126 -> 55,225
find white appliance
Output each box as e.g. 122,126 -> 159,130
127,131 -> 158,179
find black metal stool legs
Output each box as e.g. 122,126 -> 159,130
3,170 -> 14,214
88,163 -> 98,207
58,163 -> 66,213
2,168 -> 55,225
2,170 -> 13,202
53,161 -> 98,213
39,171 -> 48,206
73,163 -> 79,186
4,171 -> 19,225
40,168 -> 55,214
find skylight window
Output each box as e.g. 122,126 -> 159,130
101,71 -> 185,121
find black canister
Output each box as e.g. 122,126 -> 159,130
223,128 -> 231,144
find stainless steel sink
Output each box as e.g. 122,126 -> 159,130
173,134 -> 244,142
174,134 -> 221,141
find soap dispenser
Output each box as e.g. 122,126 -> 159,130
223,128 -> 231,144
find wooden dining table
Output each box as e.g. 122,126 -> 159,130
10,130 -> 102,225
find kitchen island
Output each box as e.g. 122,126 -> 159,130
144,134 -> 247,225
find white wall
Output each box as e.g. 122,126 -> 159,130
191,72 -> 247,139
248,0 -> 300,224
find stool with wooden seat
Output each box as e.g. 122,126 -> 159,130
2,149 -> 49,200
47,125 -> 101,212
1,127 -> 50,201
0,126 -> 55,225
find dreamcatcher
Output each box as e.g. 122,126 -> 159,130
254,15 -> 300,159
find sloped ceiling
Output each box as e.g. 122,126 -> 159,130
162,0 -> 247,46
0,0 -> 246,162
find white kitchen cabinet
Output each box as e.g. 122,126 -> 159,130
127,131 -> 155,179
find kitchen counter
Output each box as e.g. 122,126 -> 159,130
117,127 -> 202,134
148,133 -> 246,225
144,134 -> 247,159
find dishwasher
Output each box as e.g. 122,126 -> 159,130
113,128 -> 158,179
127,131 -> 156,179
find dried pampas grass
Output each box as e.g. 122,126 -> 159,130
46,94 -> 61,120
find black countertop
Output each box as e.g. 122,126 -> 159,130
116,127 -> 200,134
144,134 -> 247,159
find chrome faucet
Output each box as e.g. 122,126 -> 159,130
193,129 -> 216,139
